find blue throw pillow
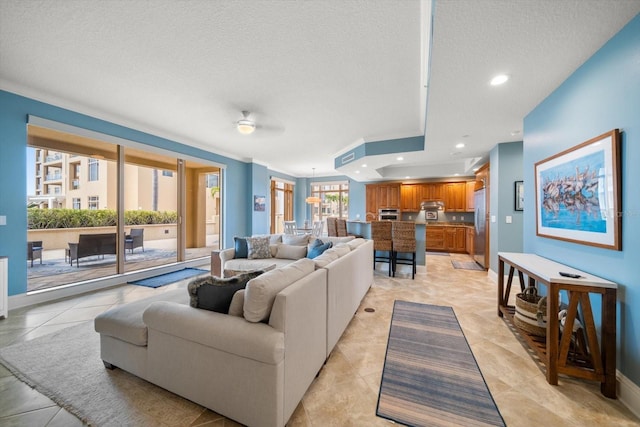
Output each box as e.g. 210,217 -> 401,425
234,237 -> 248,259
308,241 -> 332,259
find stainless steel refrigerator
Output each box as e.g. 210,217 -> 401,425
473,187 -> 487,268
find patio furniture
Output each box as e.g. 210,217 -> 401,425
125,228 -> 144,254
68,233 -> 117,267
27,241 -> 43,267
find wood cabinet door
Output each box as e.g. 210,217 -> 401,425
465,181 -> 475,212
455,228 -> 467,252
466,227 -> 475,256
366,185 -> 378,219
444,183 -> 465,211
384,184 -> 401,208
400,184 -> 419,211
426,227 -> 444,250
423,183 -> 444,200
444,228 -> 456,250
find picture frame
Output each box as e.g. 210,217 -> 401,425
535,129 -> 621,250
514,181 -> 524,211
253,195 -> 266,212
425,211 -> 438,220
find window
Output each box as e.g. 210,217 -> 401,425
72,198 -> 81,209
206,174 -> 218,188
88,196 -> 99,210
310,181 -> 349,224
162,170 -> 173,177
88,159 -> 99,181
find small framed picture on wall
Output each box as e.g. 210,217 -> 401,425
514,181 -> 524,211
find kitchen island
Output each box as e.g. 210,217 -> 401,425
346,221 -> 427,267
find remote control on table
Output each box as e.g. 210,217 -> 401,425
559,271 -> 582,278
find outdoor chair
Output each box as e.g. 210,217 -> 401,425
125,228 -> 144,254
27,241 -> 43,267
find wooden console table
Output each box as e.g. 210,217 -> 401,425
498,252 -> 617,398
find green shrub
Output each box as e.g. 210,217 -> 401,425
27,208 -> 177,229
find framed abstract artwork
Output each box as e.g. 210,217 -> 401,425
535,129 -> 621,250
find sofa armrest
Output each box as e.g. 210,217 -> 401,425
143,302 -> 284,364
219,247 -> 236,264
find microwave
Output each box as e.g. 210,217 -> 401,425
378,208 -> 400,221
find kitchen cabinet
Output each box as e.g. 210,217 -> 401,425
400,184 -> 420,211
444,227 -> 466,252
421,183 -> 444,201
426,226 -> 445,251
465,181 -> 476,212
366,183 -> 401,217
466,227 -> 475,256
378,184 -> 400,208
444,183 -> 466,212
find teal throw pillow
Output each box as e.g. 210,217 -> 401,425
234,237 -> 248,258
308,240 -> 332,259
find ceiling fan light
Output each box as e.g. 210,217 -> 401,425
237,119 -> 255,135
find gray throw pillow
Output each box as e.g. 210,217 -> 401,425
187,271 -> 264,313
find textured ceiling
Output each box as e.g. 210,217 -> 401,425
1,0 -> 639,181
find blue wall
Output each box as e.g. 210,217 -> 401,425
0,90 -> 255,296
523,14 -> 640,385
489,141 -> 524,272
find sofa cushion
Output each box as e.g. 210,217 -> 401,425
187,271 -> 263,314
275,243 -> 307,260
94,288 -> 188,346
312,250 -> 340,268
247,236 -> 272,259
307,240 -> 332,259
223,259 -> 287,277
282,234 -> 309,246
244,258 -> 315,322
310,236 -> 355,245
347,238 -> 367,249
228,289 -> 245,317
233,237 -> 248,259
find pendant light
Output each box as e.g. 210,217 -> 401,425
305,168 -> 321,204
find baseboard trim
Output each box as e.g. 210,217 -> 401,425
487,268 -> 498,283
618,370 -> 640,418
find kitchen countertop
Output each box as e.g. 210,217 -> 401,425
347,220 -> 473,228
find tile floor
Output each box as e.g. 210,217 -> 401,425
1,254 -> 638,426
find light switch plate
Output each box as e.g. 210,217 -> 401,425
506,216 -> 512,224
491,215 -> 496,223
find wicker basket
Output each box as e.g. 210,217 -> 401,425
514,286 -> 547,337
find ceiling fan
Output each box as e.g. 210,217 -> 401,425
233,110 -> 285,136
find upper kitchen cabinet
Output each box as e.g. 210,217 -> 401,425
465,181 -> 476,212
444,182 -> 466,212
366,183 -> 401,214
400,184 -> 420,211
378,183 -> 400,209
420,183 -> 445,201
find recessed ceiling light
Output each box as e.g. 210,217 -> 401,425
490,74 -> 509,86
405,176 -> 410,179
355,170 -> 360,174
396,156 -> 404,161
473,167 -> 479,172
454,173 -> 460,176
361,164 -> 367,168
455,143 -> 465,149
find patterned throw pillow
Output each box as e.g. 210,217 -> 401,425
247,236 -> 272,259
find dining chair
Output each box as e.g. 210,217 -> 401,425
392,221 -> 416,279
284,221 -> 297,235
326,217 -> 338,237
336,218 -> 348,237
311,221 -> 323,237
371,221 -> 392,276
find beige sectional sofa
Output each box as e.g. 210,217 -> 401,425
94,234 -> 373,427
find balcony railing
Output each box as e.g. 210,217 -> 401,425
45,173 -> 62,181
72,179 -> 80,190
45,154 -> 63,163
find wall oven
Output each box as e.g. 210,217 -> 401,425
378,208 -> 400,221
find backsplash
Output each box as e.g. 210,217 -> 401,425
402,211 -> 474,224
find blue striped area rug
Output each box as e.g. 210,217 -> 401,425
377,301 -> 505,427
127,268 -> 208,288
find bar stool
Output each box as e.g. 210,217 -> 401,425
371,220 -> 393,276
392,221 -> 416,279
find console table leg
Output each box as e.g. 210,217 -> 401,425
601,288 -> 617,398
546,282 -> 560,386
